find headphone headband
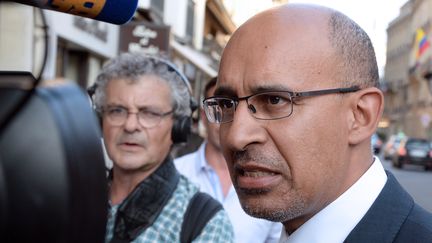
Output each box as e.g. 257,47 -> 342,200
147,57 -> 193,94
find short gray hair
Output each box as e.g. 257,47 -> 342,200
328,11 -> 379,88
93,52 -> 192,119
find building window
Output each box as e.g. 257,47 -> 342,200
186,0 -> 195,42
55,38 -> 89,88
151,0 -> 165,18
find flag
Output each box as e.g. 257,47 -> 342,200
415,28 -> 430,59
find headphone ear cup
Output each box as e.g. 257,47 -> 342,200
97,112 -> 102,128
171,116 -> 192,144
190,97 -> 198,114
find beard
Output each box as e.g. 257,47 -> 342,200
231,149 -> 307,223
240,194 -> 307,222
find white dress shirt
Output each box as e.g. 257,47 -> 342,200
175,143 -> 282,243
279,157 -> 387,243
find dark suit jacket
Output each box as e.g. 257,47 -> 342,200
345,171 -> 432,242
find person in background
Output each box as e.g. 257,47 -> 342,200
175,77 -> 282,243
92,53 -> 234,242
202,3 -> 432,242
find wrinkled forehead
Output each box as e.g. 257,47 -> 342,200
217,5 -> 336,96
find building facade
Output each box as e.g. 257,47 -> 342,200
1,0 -> 289,105
383,0 -> 432,139
0,0 -> 237,100
0,2 -> 119,87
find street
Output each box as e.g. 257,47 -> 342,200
380,156 -> 432,212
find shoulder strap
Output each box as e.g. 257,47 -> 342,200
180,192 -> 223,243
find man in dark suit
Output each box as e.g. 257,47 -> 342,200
345,172 -> 432,242
202,3 -> 432,242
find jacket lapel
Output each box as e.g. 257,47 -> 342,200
344,171 -> 414,243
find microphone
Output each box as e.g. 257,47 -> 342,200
11,0 -> 138,25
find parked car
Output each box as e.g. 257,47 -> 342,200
383,135 -> 403,160
371,133 -> 383,155
392,137 -> 432,170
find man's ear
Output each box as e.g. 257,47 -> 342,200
348,87 -> 384,145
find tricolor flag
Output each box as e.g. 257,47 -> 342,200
415,28 -> 430,59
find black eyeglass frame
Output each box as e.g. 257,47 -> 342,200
202,86 -> 361,123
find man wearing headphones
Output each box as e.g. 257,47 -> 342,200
92,53 -> 234,242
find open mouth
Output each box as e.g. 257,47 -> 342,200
124,142 -> 139,146
119,142 -> 142,151
236,166 -> 280,190
241,170 -> 276,177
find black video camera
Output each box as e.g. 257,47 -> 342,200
0,71 -> 107,242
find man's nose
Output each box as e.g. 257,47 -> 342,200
220,101 -> 266,151
123,112 -> 141,132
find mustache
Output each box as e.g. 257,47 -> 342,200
232,149 -> 282,167
232,150 -> 267,164
233,150 -> 254,163
117,134 -> 147,146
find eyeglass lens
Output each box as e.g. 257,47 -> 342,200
204,91 -> 294,123
104,106 -> 169,128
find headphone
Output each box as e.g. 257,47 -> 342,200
87,56 -> 198,144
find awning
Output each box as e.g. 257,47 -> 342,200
170,41 -> 218,78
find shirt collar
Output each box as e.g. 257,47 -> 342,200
280,156 -> 387,243
196,142 -> 210,172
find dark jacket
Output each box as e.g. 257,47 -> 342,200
345,171 -> 432,242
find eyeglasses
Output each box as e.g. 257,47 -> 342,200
202,86 -> 360,124
101,106 -> 173,128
